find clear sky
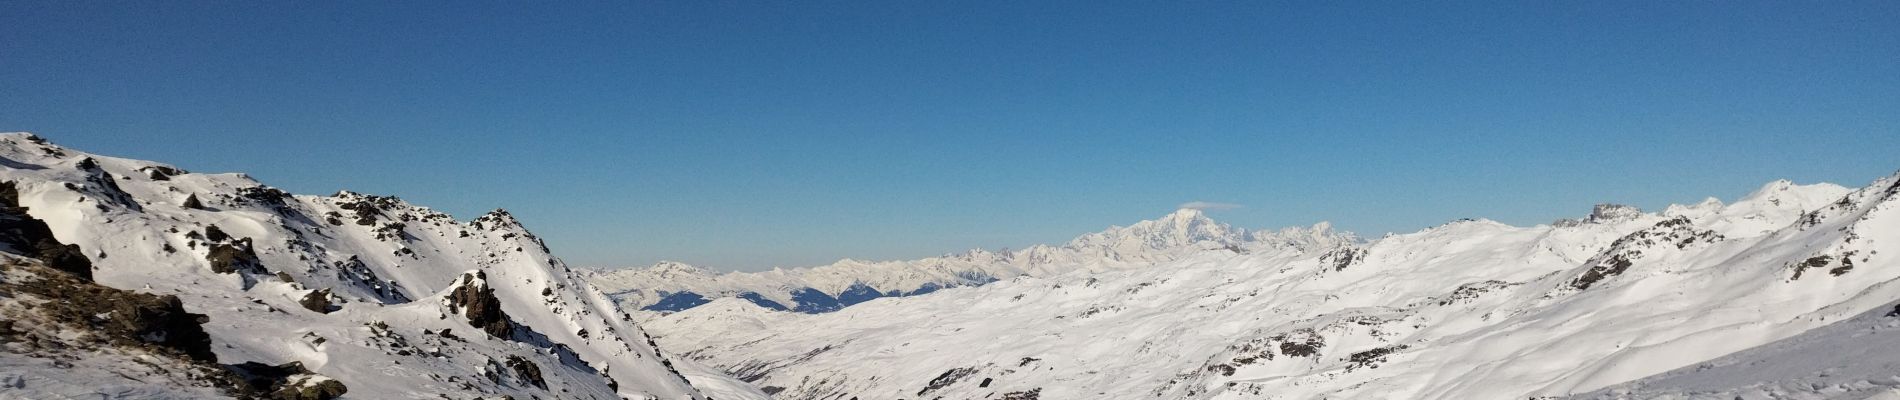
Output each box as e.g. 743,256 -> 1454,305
3,2 -> 1897,271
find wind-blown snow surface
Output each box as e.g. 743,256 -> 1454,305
588,209 -> 1351,315
643,174 -> 1900,399
1572,298 -> 1900,400
0,133 -> 763,399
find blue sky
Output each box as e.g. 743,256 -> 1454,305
3,2 -> 1896,271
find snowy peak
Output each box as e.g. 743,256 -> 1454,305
647,260 -> 716,278
1737,178 -> 1851,209
1741,179 -> 1798,202
1069,208 -> 1240,251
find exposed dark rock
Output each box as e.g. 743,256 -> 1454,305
1276,332 -> 1324,358
472,209 -> 522,231
182,194 -> 206,209
917,367 -> 977,396
1000,388 -> 1042,400
137,165 -> 187,181
274,375 -> 348,400
1586,203 -> 1644,224
198,224 -> 266,275
1570,254 -> 1634,290
0,259 -> 215,362
235,186 -> 295,214
1570,217 -> 1721,290
1790,255 -> 1841,280
1439,280 -> 1518,306
0,258 -> 336,399
1346,344 -> 1409,371
110,294 -> 218,362
207,240 -> 264,274
300,289 -> 336,314
74,162 -> 141,211
1829,254 -> 1858,276
336,256 -> 409,303
0,181 -> 94,280
1207,363 -> 1237,376
1321,246 -> 1367,272
447,272 -> 515,338
505,355 -> 548,389
227,361 -> 348,400
205,225 -> 232,242
335,194 -> 395,226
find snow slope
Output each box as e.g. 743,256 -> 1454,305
641,173 -> 1900,399
1572,298 -> 1900,400
0,133 -> 762,399
587,208 -> 1352,315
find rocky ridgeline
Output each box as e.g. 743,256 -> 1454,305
0,133 -> 734,399
0,179 -> 346,399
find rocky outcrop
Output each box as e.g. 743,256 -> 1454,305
505,355 -> 549,389
1568,217 -> 1722,290
197,225 -> 265,275
446,271 -> 516,339
0,181 -> 93,280
1586,203 -> 1644,224
300,289 -> 337,314
136,165 -> 187,181
182,193 -> 205,209
228,361 -> 349,400
0,258 -> 216,362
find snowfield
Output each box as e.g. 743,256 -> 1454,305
640,172 -> 1900,399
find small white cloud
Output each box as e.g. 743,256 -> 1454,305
1178,201 -> 1243,211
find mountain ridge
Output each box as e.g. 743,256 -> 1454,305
0,132 -> 768,399
585,206 -> 1354,315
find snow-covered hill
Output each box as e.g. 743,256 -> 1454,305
640,173 -> 1900,399
1572,296 -> 1900,400
0,133 -> 765,399
587,208 -> 1352,315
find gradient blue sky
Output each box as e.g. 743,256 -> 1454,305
3,2 -> 1897,271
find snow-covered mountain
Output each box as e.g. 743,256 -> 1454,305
0,133 -> 765,399
639,173 -> 1900,399
587,208 -> 1352,315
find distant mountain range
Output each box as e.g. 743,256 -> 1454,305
585,207 -> 1352,315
